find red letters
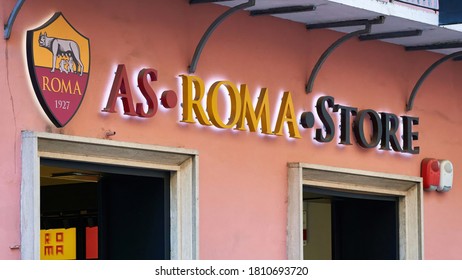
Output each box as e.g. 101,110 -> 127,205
43,232 -> 65,256
102,64 -> 137,116
103,64 -> 167,118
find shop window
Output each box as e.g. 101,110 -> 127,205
21,131 -> 198,260
40,160 -> 170,259
303,187 -> 399,260
288,163 -> 423,260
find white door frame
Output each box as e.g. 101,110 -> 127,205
21,131 -> 199,260
287,163 -> 423,260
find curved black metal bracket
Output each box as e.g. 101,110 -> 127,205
4,0 -> 25,40
305,24 -> 371,93
406,50 -> 462,111
188,0 -> 255,73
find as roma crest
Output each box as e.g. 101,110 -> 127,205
27,12 -> 90,127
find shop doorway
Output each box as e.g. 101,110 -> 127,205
287,163 -> 423,260
21,132 -> 199,260
303,187 -> 399,260
40,159 -> 170,260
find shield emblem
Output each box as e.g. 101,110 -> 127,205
27,12 -> 90,127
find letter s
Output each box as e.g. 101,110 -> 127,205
136,68 -> 158,118
315,96 -> 335,143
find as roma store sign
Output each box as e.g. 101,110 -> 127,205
102,65 -> 420,155
24,14 -> 418,155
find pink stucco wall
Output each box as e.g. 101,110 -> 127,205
0,0 -> 461,259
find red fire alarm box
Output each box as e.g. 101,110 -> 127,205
421,158 -> 440,191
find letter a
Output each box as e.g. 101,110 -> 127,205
273,91 -> 301,139
102,64 -> 137,116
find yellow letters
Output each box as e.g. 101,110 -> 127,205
61,79 -> 71,94
273,91 -> 301,139
41,76 -> 82,95
236,85 -> 272,135
207,81 -> 241,129
180,75 -> 302,139
73,81 -> 82,95
180,75 -> 211,126
42,76 -> 51,91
